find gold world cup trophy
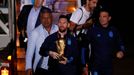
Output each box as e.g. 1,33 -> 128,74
56,38 -> 66,61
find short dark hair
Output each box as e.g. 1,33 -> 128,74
81,0 -> 87,6
82,0 -> 96,5
40,7 -> 52,14
59,15 -> 69,22
99,9 -> 111,16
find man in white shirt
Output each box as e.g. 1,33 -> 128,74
70,0 -> 98,31
25,7 -> 58,75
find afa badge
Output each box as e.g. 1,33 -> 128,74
67,38 -> 71,45
109,31 -> 113,38
97,34 -> 101,37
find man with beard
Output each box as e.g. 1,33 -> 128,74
39,15 -> 79,75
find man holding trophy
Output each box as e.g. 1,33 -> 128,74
39,15 -> 79,75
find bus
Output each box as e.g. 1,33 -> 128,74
0,0 -> 16,75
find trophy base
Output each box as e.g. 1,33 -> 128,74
58,56 -> 65,61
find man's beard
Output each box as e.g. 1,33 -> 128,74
59,29 -> 66,33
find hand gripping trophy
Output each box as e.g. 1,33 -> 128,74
56,37 -> 66,61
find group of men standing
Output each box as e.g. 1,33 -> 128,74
17,0 -> 125,75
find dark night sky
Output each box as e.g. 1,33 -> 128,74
98,0 -> 134,57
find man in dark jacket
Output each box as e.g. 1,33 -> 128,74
17,0 -> 47,49
39,15 -> 79,75
86,9 -> 125,75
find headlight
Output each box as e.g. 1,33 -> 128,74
7,55 -> 11,61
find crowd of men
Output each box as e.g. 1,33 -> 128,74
17,0 -> 125,75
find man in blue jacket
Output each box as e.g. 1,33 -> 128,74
86,9 -> 125,75
39,15 -> 79,75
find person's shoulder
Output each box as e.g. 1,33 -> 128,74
87,24 -> 100,34
52,24 -> 58,30
109,25 -> 118,32
78,6 -> 84,12
45,32 -> 58,41
21,5 -> 33,12
50,32 -> 57,37
66,31 -> 76,39
48,31 -> 57,38
34,25 -> 42,30
81,6 -> 85,10
32,25 -> 42,34
73,6 -> 83,13
90,23 -> 98,29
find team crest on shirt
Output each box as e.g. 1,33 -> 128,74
109,31 -> 113,38
97,34 -> 101,37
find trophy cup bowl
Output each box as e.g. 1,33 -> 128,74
56,39 -> 65,61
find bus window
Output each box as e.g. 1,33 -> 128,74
0,1 -> 9,36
